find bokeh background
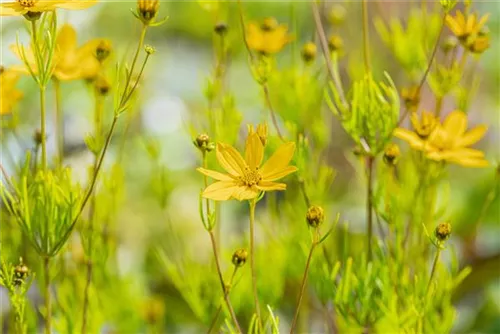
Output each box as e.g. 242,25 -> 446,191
1,1 -> 499,333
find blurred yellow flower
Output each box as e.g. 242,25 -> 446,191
197,131 -> 298,201
246,18 -> 292,55
445,10 -> 489,41
0,67 -> 23,115
394,110 -> 488,167
12,24 -> 109,81
0,0 -> 96,17
467,35 -> 490,54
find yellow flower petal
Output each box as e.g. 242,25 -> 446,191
55,0 -> 97,10
262,166 -> 297,182
0,2 -> 23,15
245,133 -> 264,170
216,143 -> 246,177
232,186 -> 259,201
455,125 -> 487,147
256,181 -> 286,191
443,110 -> 467,138
260,142 -> 295,180
393,128 -> 425,150
202,181 -> 240,201
196,168 -> 234,181
56,24 -> 78,55
449,157 -> 489,168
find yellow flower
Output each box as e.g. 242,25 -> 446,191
246,18 -> 292,55
197,132 -> 298,201
401,85 -> 420,112
394,110 -> 488,167
0,67 -> 23,115
445,10 -> 489,41
0,0 -> 96,17
12,24 -> 109,81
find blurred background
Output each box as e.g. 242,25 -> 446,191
1,1 -> 499,333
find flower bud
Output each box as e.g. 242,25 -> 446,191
306,206 -> 324,228
95,40 -> 112,62
142,296 -> 165,325
383,143 -> 400,165
13,258 -> 29,286
401,86 -> 420,112
33,129 -> 43,146
214,22 -> 229,36
328,35 -> 343,52
328,4 -> 346,25
441,36 -> 458,53
137,0 -> 160,24
144,45 -> 156,55
193,133 -> 214,153
94,75 -> 111,96
435,222 -> 452,242
232,248 -> 248,267
261,17 -> 278,31
301,42 -> 317,63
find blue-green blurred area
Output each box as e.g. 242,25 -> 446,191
1,1 -> 499,333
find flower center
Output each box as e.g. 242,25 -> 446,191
18,0 -> 36,7
240,167 -> 262,187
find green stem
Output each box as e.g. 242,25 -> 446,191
81,91 -> 103,334
290,235 -> 318,333
366,156 -> 374,261
361,0 -> 371,73
207,266 -> 238,334
208,232 -> 242,333
54,79 -> 63,168
120,25 -> 148,106
40,86 -> 47,171
426,248 -> 441,294
249,198 -> 262,329
43,256 -> 51,334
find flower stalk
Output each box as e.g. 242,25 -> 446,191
249,198 -> 262,329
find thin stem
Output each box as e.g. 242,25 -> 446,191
81,90 -> 103,334
40,86 -> 47,171
43,256 -> 51,334
290,235 -> 318,333
262,83 -> 285,141
208,232 -> 242,333
236,0 -> 284,140
249,198 -> 262,329
311,1 -> 347,109
361,0 -> 371,73
54,79 -> 63,168
434,95 -> 443,117
398,13 -> 446,125
120,25 -> 148,106
426,248 -> 441,294
207,266 -> 238,334
366,156 -> 375,261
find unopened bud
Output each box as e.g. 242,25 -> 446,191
306,206 -> 324,228
435,222 -> 452,242
301,42 -> 317,63
232,248 -> 248,267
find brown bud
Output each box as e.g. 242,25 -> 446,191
95,40 -> 112,62
383,143 -> 400,165
261,17 -> 278,31
328,35 -> 344,52
306,206 -> 325,228
193,133 -> 214,153
301,42 -> 317,63
214,22 -> 229,36
435,222 -> 451,242
232,248 -> 248,267
13,258 -> 29,286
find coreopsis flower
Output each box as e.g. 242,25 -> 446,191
246,17 -> 292,55
0,0 -> 96,18
301,42 -> 317,63
328,35 -> 344,52
12,24 -> 109,81
197,131 -> 298,201
394,110 -> 488,167
467,35 -> 490,54
445,10 -> 489,41
0,67 -> 23,115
